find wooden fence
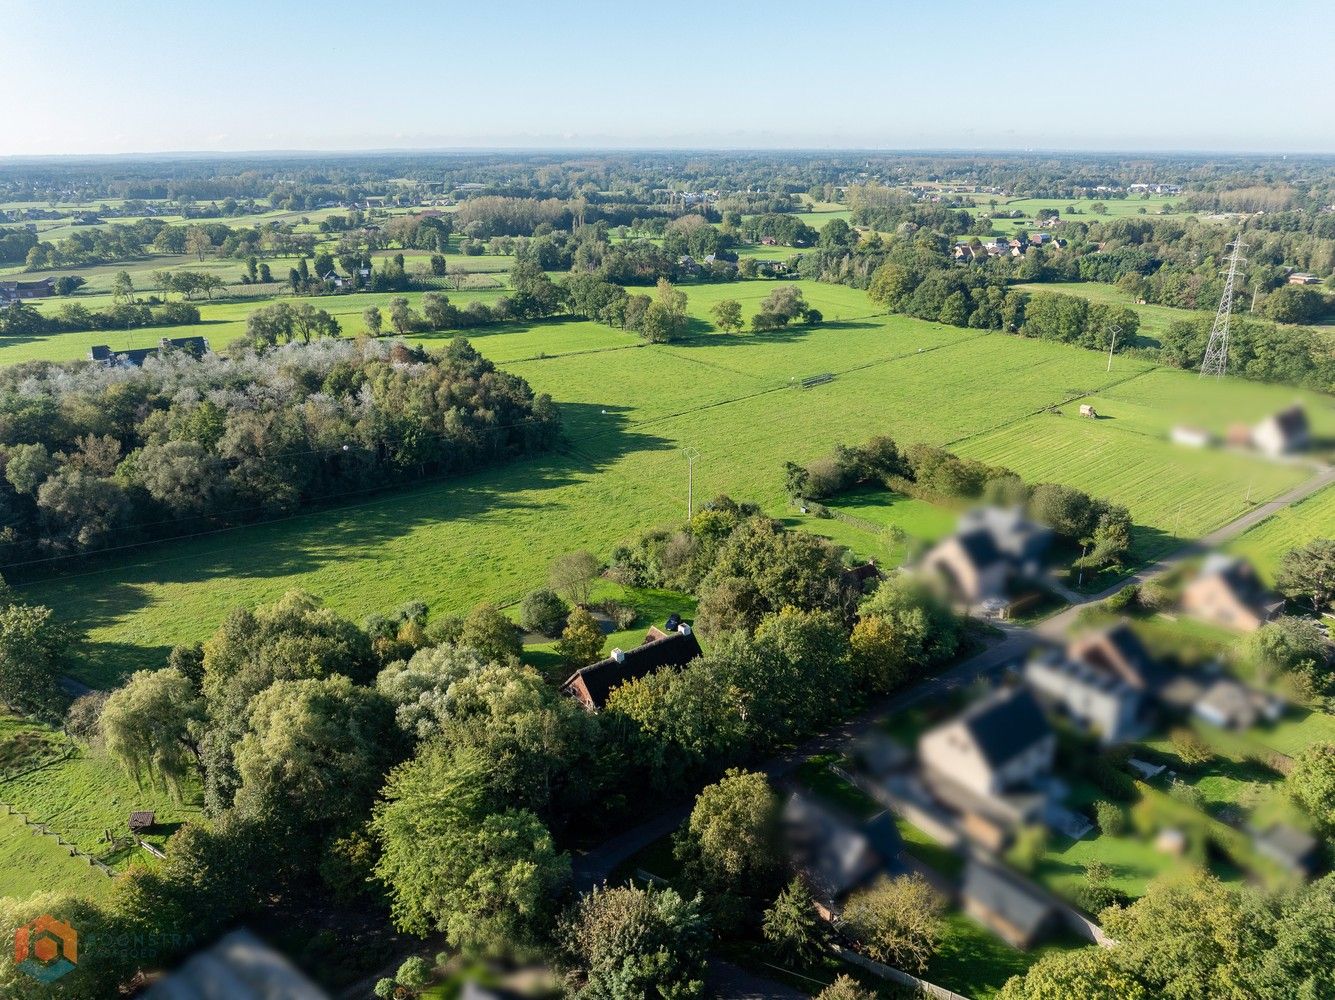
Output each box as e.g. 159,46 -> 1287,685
1,800 -> 115,877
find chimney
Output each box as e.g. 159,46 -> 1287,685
677,623 -> 692,636
610,648 -> 625,663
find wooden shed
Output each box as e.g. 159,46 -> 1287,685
128,811 -> 155,834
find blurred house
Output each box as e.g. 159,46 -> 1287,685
1024,652 -> 1143,745
1182,555 -> 1285,632
139,929 -> 327,999
1193,677 -> 1283,730
1066,621 -> 1165,693
1252,823 -> 1321,877
960,858 -> 1059,949
781,792 -> 903,910
921,507 -> 1052,608
560,620 -> 701,711
1252,405 -> 1310,458
918,688 -> 1056,829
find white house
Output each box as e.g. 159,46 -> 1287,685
918,688 -> 1056,826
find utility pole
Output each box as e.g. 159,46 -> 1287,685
683,448 -> 700,520
1106,324 -> 1121,372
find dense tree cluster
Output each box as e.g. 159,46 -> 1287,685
1158,314 -> 1333,392
0,336 -> 559,560
0,298 -> 201,339
999,870 -> 1335,1000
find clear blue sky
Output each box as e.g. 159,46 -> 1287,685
2,0 -> 1332,156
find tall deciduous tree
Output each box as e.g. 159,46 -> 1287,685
101,667 -> 204,798
372,742 -> 569,956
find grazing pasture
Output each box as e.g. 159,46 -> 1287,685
13,279 -> 1323,689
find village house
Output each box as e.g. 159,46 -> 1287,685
1171,425 -> 1213,448
1193,676 -> 1283,730
960,858 -> 1059,949
1252,405 -> 1310,458
88,336 -> 211,368
1066,621 -> 1164,693
141,929 -> 329,1000
921,507 -> 1052,608
1182,554 -> 1285,632
1024,652 -> 1144,745
1252,822 -> 1321,877
918,687 -> 1056,830
559,620 -> 702,711
781,792 -> 903,911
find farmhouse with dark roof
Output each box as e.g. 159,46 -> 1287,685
88,335 -> 211,367
560,620 -> 702,710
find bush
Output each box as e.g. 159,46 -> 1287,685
599,600 -> 638,631
1170,727 -> 1213,768
519,588 -> 569,636
1139,579 -> 1172,611
1095,799 -> 1126,836
1105,584 -> 1140,612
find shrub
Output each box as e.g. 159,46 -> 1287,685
1105,584 -> 1140,612
519,588 -> 569,636
1170,727 -> 1213,768
1095,799 -> 1126,836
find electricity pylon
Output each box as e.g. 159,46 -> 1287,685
1200,234 -> 1247,378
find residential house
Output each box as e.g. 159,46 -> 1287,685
961,858 -> 1058,949
1024,652 -> 1143,744
87,336 -> 211,368
1029,232 -> 1053,245
1066,622 -> 1163,692
1252,405 -> 1310,458
1171,425 -> 1212,448
923,507 -> 1052,607
1252,823 -> 1321,877
141,929 -> 329,1000
1182,554 -> 1285,632
1193,677 -> 1283,730
1288,273 -> 1319,285
918,687 -> 1056,827
560,621 -> 702,711
781,793 -> 903,909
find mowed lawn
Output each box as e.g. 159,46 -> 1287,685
11,282 -> 1330,688
1227,485 -> 1335,581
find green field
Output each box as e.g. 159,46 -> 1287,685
1227,485 -> 1335,581
0,810 -> 113,903
8,279 -> 1329,688
986,195 -> 1195,235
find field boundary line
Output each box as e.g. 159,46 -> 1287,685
942,366 -> 1154,450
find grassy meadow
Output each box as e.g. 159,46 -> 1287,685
9,278 -> 1327,690
1226,485 -> 1335,581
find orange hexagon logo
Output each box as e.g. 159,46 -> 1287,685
14,913 -> 77,983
